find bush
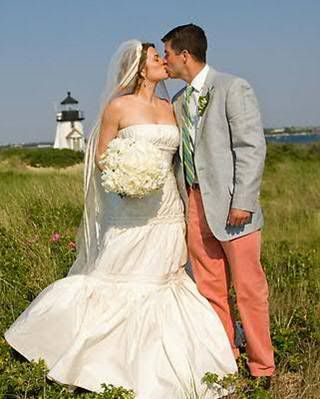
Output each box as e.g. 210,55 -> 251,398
0,148 -> 84,168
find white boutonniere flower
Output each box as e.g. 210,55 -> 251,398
198,86 -> 215,117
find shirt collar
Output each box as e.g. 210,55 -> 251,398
190,64 -> 209,93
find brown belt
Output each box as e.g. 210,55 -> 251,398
189,182 -> 200,190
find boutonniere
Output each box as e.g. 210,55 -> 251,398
198,86 -> 215,117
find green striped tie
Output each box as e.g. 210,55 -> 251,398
181,85 -> 195,186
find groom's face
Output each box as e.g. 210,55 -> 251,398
163,41 -> 185,79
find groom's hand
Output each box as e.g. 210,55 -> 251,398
227,208 -> 252,227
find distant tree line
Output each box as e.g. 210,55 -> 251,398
264,126 -> 320,135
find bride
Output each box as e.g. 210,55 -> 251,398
5,40 -> 237,398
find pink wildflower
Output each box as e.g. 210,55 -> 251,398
50,232 -> 61,242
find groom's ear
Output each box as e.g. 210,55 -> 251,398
181,49 -> 190,63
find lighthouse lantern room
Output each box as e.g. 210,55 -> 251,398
54,91 -> 85,151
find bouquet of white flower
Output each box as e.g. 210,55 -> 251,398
98,137 -> 170,198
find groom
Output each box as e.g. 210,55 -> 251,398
162,24 -> 275,378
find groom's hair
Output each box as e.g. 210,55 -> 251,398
161,24 -> 207,63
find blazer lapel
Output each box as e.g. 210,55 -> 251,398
195,67 -> 217,147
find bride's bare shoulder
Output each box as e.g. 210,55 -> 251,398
106,95 -> 134,109
102,95 -> 135,120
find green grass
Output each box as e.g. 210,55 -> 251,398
0,143 -> 319,398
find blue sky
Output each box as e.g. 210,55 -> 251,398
0,0 -> 319,145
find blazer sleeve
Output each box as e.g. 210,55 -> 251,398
226,78 -> 266,212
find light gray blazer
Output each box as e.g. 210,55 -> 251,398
172,67 -> 266,241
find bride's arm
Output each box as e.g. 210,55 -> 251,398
95,100 -> 121,171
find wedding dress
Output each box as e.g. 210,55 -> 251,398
5,124 -> 237,398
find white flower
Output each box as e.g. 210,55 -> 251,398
99,137 -> 170,198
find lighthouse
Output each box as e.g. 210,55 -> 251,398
54,91 -> 85,151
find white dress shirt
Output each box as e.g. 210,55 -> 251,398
188,64 -> 210,143
185,64 -> 209,183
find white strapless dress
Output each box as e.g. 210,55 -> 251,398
5,125 -> 237,398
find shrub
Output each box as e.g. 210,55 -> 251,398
0,148 -> 84,168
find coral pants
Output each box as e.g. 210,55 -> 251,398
187,187 -> 275,377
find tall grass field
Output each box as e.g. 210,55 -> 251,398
0,144 -> 319,398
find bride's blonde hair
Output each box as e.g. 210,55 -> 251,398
133,42 -> 155,93
116,42 -> 155,94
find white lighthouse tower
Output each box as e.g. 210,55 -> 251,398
54,91 -> 85,151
